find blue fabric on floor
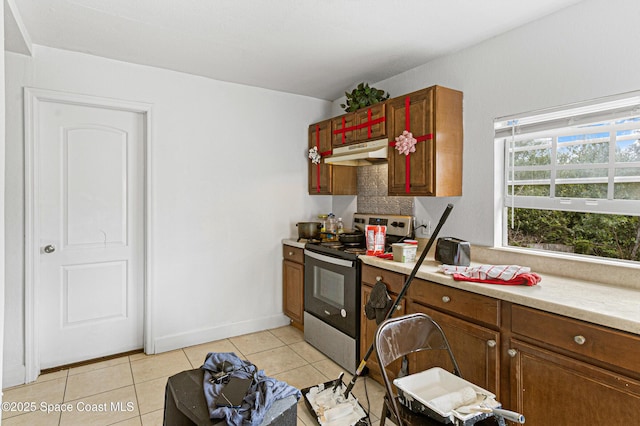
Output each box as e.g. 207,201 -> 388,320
202,352 -> 301,426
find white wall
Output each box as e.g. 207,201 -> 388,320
4,51 -> 31,387
6,0 -> 640,387
1,0 -> 7,404
333,0 -> 640,245
3,45 -> 332,386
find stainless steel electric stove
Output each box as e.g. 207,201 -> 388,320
303,213 -> 414,373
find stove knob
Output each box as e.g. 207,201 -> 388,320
340,309 -> 347,318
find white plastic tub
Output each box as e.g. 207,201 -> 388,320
393,367 -> 500,425
392,243 -> 417,263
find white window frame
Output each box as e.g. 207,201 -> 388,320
495,90 -> 640,249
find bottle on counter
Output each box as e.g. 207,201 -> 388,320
337,217 -> 345,234
318,214 -> 328,233
327,213 -> 337,234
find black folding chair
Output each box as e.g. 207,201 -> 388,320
374,313 -> 503,426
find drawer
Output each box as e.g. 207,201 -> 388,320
282,245 -> 304,264
408,278 -> 500,327
511,305 -> 640,374
361,264 -> 405,294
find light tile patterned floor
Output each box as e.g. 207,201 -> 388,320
1,325 -> 386,425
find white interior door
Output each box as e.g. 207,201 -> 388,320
37,100 -> 144,369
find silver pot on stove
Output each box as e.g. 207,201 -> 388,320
296,222 -> 322,240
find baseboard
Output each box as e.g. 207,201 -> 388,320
153,314 -> 291,354
3,363 -> 26,389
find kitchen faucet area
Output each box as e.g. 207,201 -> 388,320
2,0 -> 640,425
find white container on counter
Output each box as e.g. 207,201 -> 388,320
392,243 -> 417,263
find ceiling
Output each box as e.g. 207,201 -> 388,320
8,0 -> 583,100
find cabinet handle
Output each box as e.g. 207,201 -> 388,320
376,276 -> 382,282
574,335 -> 586,345
442,296 -> 451,303
288,251 -> 293,256
487,340 -> 497,348
395,305 -> 402,311
507,349 -> 518,358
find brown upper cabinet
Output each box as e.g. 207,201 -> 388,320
331,103 -> 387,147
331,113 -> 357,146
308,119 -> 357,195
308,84 -> 462,197
387,86 -> 463,196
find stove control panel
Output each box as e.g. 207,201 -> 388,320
352,213 -> 413,237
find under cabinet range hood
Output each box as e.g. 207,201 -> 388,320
323,138 -> 388,166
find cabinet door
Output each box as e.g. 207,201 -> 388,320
354,103 -> 386,141
331,113 -> 357,146
431,86 -> 463,196
387,88 -> 434,196
308,119 -> 357,195
508,339 -> 640,425
408,302 -> 501,398
283,259 -> 304,326
361,285 -> 405,385
308,120 -> 332,194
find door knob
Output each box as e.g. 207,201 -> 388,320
43,244 -> 56,254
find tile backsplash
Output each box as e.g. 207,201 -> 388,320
357,163 -> 414,215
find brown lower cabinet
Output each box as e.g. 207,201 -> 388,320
407,303 -> 501,397
508,339 -> 640,425
282,245 -> 304,330
360,264 -> 640,425
360,265 -> 406,384
361,281 -> 406,384
507,304 -> 640,425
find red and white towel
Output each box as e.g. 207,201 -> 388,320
439,264 -> 541,286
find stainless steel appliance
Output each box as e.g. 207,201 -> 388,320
435,237 -> 471,266
303,213 -> 414,374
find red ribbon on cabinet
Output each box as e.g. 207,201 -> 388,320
314,125 -> 332,193
332,108 -> 386,143
315,125 -> 321,193
389,96 -> 433,193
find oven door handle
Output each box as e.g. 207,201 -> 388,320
304,249 -> 355,268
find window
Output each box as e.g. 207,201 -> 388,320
495,92 -> 640,262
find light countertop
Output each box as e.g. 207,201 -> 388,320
358,255 -> 640,335
282,239 -> 640,335
282,239 -> 305,249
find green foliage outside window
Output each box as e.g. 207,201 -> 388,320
508,208 -> 640,261
506,118 -> 640,262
